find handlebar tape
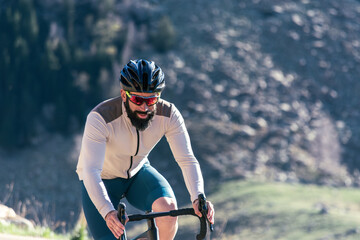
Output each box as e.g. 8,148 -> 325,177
196,216 -> 207,240
196,194 -> 207,240
128,208 -> 196,222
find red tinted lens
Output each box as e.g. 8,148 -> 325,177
144,97 -> 158,106
129,95 -> 145,105
129,95 -> 158,106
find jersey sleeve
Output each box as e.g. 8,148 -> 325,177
165,106 -> 205,202
80,111 -> 115,218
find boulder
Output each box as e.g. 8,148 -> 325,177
0,204 -> 34,229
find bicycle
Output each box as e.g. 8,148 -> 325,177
117,194 -> 214,240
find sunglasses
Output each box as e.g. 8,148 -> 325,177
126,91 -> 160,106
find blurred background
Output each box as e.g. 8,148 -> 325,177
1,0 -> 360,239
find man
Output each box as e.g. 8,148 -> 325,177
76,59 -> 215,240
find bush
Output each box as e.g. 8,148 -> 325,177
70,225 -> 89,240
150,16 -> 176,52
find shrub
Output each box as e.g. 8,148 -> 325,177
150,16 -> 176,52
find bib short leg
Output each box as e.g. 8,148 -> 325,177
81,162 -> 175,240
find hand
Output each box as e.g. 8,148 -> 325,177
105,210 -> 128,239
192,199 -> 215,224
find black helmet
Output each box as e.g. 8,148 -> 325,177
120,59 -> 165,93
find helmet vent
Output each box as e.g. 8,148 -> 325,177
153,69 -> 160,79
150,79 -> 158,90
128,68 -> 138,81
133,80 -> 140,90
120,76 -> 131,86
143,73 -> 148,90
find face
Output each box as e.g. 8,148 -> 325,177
121,89 -> 158,131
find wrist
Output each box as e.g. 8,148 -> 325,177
105,210 -> 116,220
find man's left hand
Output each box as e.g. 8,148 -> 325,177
192,199 -> 215,224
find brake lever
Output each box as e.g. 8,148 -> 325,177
117,202 -> 127,240
198,194 -> 214,232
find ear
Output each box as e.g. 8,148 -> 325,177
120,89 -> 127,102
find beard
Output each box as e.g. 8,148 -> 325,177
124,98 -> 156,131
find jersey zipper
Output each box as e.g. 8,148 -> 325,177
127,129 -> 140,179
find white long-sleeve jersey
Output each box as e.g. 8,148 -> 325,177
76,96 -> 204,218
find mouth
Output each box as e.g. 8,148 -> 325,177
136,111 -> 149,119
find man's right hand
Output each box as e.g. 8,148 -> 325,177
105,210 -> 127,239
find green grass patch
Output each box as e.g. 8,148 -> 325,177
0,223 -> 67,239
175,180 -> 360,240
0,222 -> 90,240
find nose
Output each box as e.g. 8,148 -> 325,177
139,102 -> 149,111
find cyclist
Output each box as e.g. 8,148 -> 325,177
76,59 -> 215,240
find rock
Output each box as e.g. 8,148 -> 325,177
0,204 -> 34,229
0,205 -> 16,218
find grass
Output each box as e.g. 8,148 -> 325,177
0,222 -> 90,240
173,180 -> 360,240
0,223 -> 67,239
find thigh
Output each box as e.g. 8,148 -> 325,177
81,178 -> 131,240
81,182 -> 116,240
125,163 -> 175,211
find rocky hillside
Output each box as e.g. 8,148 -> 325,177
141,0 -> 360,186
1,0 -> 360,234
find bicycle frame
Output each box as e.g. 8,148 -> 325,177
117,194 -> 213,240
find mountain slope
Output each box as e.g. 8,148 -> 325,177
134,0 -> 360,186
